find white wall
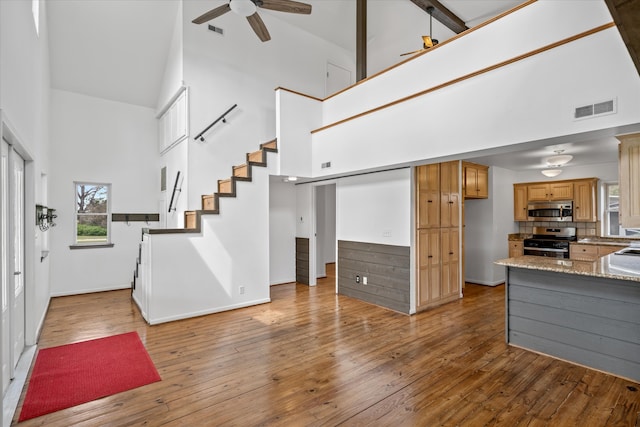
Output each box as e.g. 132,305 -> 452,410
49,90 -> 159,296
464,167 -> 519,286
0,0 -> 52,344
156,5 -> 184,111
336,169 -> 411,246
269,177 -> 296,285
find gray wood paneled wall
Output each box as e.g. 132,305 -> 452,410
296,237 -> 310,285
338,240 -> 411,314
506,267 -> 640,382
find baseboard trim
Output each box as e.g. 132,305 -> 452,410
148,298 -> 272,325
465,279 -> 504,287
50,284 -> 130,297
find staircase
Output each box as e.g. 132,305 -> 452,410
131,139 -> 278,324
184,139 -> 277,230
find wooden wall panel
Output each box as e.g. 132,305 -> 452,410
296,237 -> 310,285
338,240 -> 410,314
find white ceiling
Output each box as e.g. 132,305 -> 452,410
46,0 -> 624,172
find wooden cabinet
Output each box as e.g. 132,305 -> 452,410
508,240 -> 524,258
513,184 -> 528,221
441,228 -> 460,299
415,162 -> 462,311
617,133 -> 640,228
440,161 -> 460,228
416,164 -> 440,229
418,229 -> 441,306
463,162 -> 488,199
570,243 -> 627,261
528,182 -> 573,201
573,178 -> 597,222
570,244 -> 598,261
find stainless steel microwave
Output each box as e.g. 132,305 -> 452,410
527,201 -> 573,222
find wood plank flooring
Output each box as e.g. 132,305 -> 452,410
13,265 -> 640,426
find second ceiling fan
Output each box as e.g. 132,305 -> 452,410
192,0 -> 312,42
400,6 -> 439,56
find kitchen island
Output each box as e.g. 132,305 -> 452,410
495,254 -> 640,382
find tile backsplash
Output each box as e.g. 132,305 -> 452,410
518,222 -> 598,237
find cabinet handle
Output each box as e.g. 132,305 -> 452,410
449,251 -> 454,255
428,200 -> 433,203
576,206 -> 580,209
449,201 -> 454,204
428,255 -> 433,258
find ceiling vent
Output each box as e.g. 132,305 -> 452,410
574,98 -> 616,120
208,25 -> 224,35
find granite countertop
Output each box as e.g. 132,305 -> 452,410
574,237 -> 638,246
495,254 -> 640,283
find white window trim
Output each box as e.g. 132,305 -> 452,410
70,182 -> 113,249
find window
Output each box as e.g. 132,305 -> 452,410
603,183 -> 640,237
74,182 -> 111,245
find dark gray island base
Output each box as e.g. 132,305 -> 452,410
495,255 -> 640,383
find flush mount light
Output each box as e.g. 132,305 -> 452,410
283,176 -> 298,183
545,149 -> 573,167
541,169 -> 563,177
230,0 -> 257,17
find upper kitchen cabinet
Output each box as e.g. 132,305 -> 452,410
573,178 -> 598,222
527,182 -> 573,201
618,133 -> 640,228
463,162 -> 488,199
416,164 -> 440,228
513,184 -> 528,221
440,161 -> 460,228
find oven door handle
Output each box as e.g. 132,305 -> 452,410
523,247 -> 567,253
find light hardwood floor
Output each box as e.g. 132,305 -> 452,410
13,266 -> 640,426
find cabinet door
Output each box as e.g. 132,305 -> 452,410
570,244 -> 598,261
441,228 -> 460,298
418,229 -> 441,307
549,182 -> 573,200
464,166 -> 478,198
574,179 -> 596,222
417,165 -> 440,228
513,184 -> 528,221
527,184 -> 550,201
508,241 -> 523,258
618,134 -> 640,227
440,161 -> 459,228
476,166 -> 488,198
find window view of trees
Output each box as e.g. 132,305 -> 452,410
75,183 -> 109,243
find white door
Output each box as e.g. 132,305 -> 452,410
10,148 -> 25,373
1,139 -> 9,393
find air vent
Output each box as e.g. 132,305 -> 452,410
574,98 -> 616,120
321,161 -> 332,169
208,25 -> 224,35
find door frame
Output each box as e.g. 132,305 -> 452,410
1,112 -> 37,383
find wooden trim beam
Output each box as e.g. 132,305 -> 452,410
410,0 -> 468,34
356,0 -> 367,81
604,0 -> 640,76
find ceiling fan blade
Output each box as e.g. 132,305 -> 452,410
400,49 -> 426,57
192,4 -> 231,24
247,12 -> 271,42
259,0 -> 312,14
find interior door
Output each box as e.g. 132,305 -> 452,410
10,149 -> 25,372
1,139 -> 9,393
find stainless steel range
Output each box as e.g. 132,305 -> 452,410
523,227 -> 577,258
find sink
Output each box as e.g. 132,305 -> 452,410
615,248 -> 640,256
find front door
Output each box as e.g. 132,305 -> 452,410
11,148 -> 25,372
1,139 -> 9,393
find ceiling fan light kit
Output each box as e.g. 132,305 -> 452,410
540,150 -> 572,177
230,0 -> 257,17
192,0 -> 311,42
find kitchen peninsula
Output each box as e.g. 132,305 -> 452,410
495,253 -> 640,382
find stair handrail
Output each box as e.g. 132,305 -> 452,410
194,104 -> 238,142
168,171 -> 181,213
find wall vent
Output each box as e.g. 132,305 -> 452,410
208,25 -> 224,35
574,98 -> 616,120
321,161 -> 332,169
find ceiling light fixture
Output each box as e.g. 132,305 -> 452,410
541,169 -> 563,177
545,149 -> 573,167
230,0 -> 257,17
